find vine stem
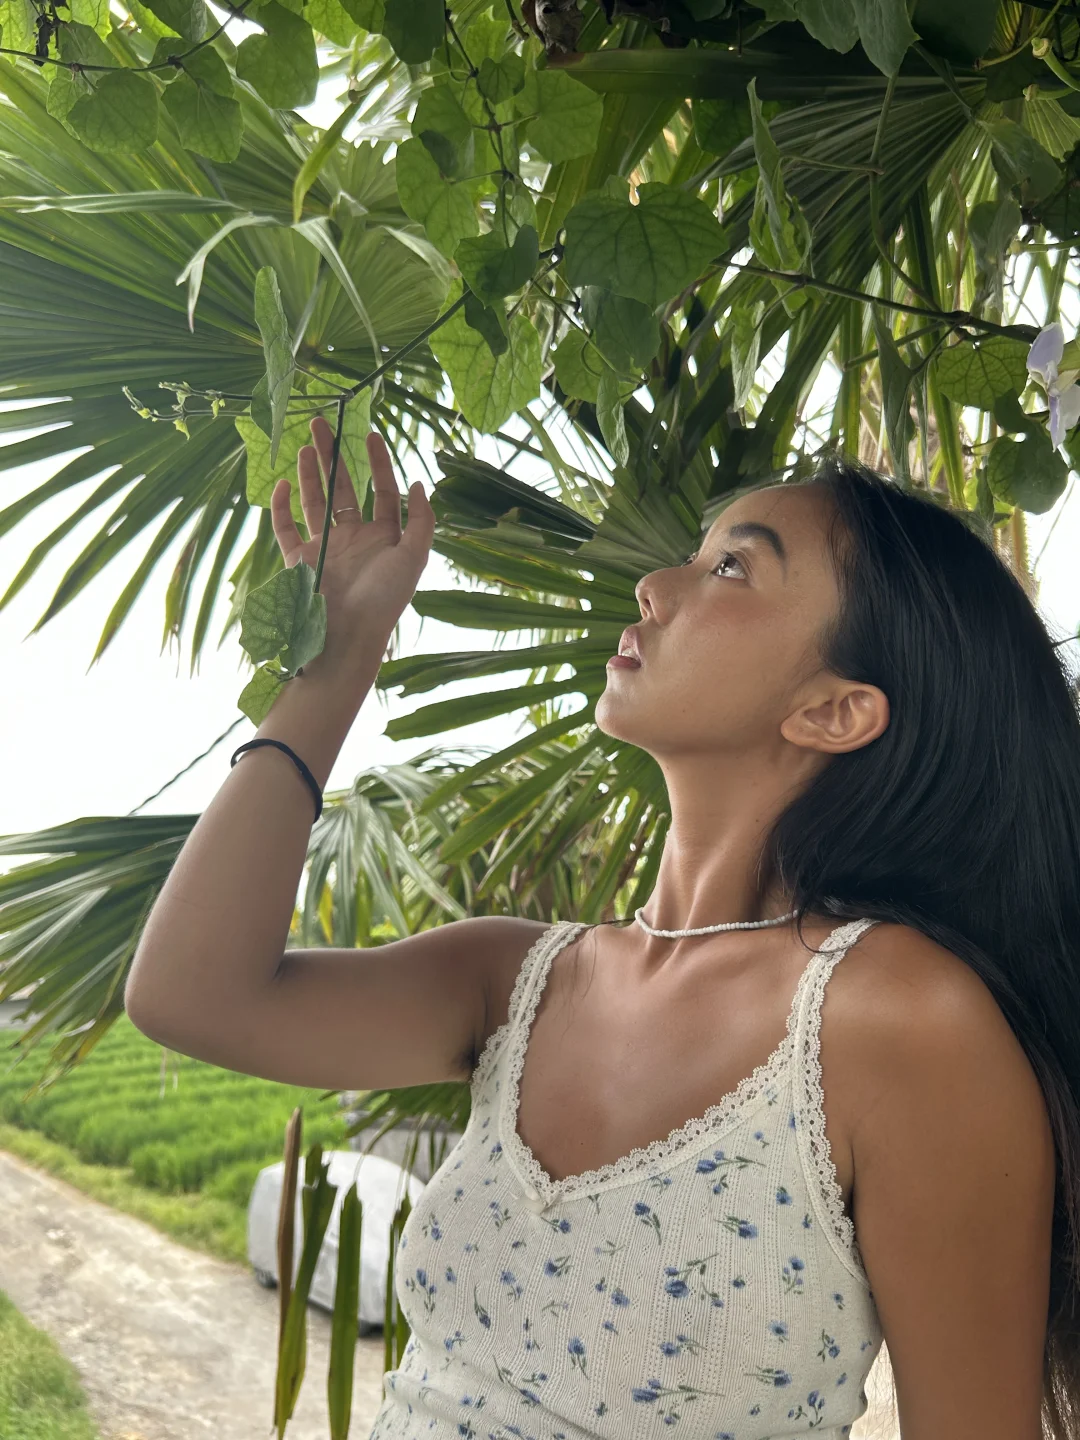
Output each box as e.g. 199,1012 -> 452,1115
313,393 -> 347,595
127,714 -> 247,813
728,260 -> 1039,340
0,0 -> 257,72
308,288 -> 470,593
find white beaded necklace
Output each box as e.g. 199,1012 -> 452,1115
633,906 -> 796,938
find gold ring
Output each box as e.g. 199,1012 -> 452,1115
333,505 -> 360,517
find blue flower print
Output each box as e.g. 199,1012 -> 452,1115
717,1215 -> 758,1240
775,1185 -> 793,1206
452,1186 -> 465,1202
731,1275 -> 747,1289
602,1319 -> 619,1334
832,1290 -> 845,1310
817,1329 -> 840,1361
595,1400 -> 609,1417
632,1380 -> 664,1402
659,1333 -> 703,1358
443,1330 -> 464,1354
472,1286 -> 491,1329
752,1129 -> 768,1149
782,1255 -> 806,1296
404,1266 -> 437,1316
543,1215 -> 572,1234
544,1255 -> 571,1277
785,1389 -> 827,1428
630,1376 -> 727,1425
744,1366 -> 792,1387
522,1317 -> 540,1351
611,1287 -> 630,1307
493,1358 -> 548,1408
663,1270 -> 690,1299
802,1211 -> 814,1229
421,1213 -> 443,1240
695,1149 -> 763,1196
593,1238 -> 626,1259
500,1269 -> 524,1301
768,1320 -> 789,1342
634,1200 -> 662,1243
489,1141 -> 503,1161
662,1252 -> 726,1305
568,1336 -> 588,1376
488,1201 -> 511,1228
445,1265 -> 456,1284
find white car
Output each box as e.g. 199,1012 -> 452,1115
247,1150 -> 427,1334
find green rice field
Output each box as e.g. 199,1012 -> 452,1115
0,1014 -> 352,1264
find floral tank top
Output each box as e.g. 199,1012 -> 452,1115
369,916 -> 884,1440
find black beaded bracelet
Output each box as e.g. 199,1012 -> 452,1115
230,739 -> 323,822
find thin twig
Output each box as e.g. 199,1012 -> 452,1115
126,715 -> 247,814
728,260 -> 1038,340
1,0 -> 257,73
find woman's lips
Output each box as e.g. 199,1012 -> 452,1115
606,654 -> 641,669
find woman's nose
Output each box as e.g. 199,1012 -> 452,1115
635,569 -> 663,618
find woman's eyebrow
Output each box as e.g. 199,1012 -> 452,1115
725,521 -> 788,576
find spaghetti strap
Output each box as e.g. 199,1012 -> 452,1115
470,921 -> 585,1088
793,915 -> 879,1282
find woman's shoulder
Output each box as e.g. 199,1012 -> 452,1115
474,917 -> 570,1057
828,920 -> 1044,1136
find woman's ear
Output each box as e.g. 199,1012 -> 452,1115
781,682 -> 890,755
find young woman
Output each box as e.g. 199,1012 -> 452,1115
125,416 -> 1076,1440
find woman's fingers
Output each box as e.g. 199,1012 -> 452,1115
310,414 -> 363,519
367,431 -> 403,529
270,477 -> 305,564
402,478 -> 436,559
296,442 -> 327,540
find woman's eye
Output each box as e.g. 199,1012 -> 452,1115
711,551 -> 745,578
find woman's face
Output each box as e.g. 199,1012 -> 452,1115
595,481 -> 847,760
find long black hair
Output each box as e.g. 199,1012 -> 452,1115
761,457 -> 1080,1436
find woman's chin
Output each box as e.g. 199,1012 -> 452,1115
594,689 -> 641,742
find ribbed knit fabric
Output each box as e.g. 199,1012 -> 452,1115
369,916 -> 884,1440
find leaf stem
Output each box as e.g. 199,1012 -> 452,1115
0,0 -> 257,73
313,394 -> 347,595
729,260 -> 1038,340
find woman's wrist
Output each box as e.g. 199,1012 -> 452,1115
252,640 -> 386,790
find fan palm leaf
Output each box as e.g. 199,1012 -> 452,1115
0,47 -> 448,669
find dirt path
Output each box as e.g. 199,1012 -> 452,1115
0,1148 -> 387,1440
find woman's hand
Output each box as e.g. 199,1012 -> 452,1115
269,415 -> 435,669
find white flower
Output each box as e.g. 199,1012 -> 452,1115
1026,322 -> 1080,449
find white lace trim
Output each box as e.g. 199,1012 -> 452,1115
795,917 -> 878,1281
500,917 -> 870,1203
471,922 -> 581,1090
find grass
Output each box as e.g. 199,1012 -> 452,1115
0,1287 -> 100,1440
0,1120 -> 250,1263
0,1013 -> 353,1265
